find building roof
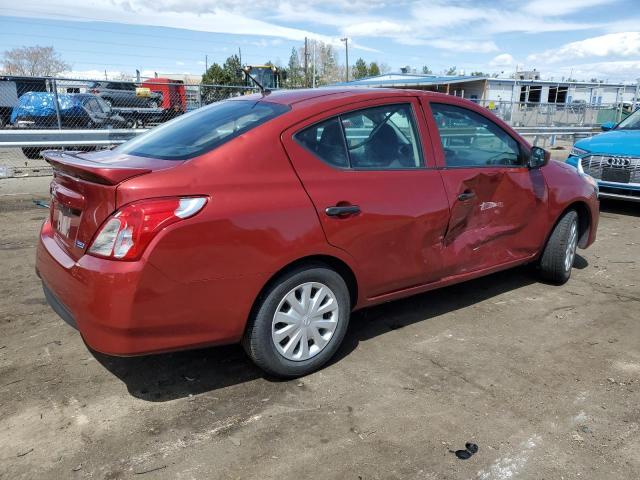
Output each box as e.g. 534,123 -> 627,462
335,72 -> 632,89
334,73 -> 487,88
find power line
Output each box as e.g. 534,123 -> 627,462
0,16 -> 278,49
0,31 -> 230,55
0,38 -> 286,63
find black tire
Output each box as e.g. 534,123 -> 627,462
243,266 -> 351,378
539,210 -> 579,285
22,147 -> 44,159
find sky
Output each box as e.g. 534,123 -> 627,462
0,0 -> 639,82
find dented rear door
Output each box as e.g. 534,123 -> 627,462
422,98 -> 549,275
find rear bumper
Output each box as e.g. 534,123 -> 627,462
36,219 -> 262,356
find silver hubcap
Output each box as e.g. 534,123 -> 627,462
272,282 -> 339,362
565,220 -> 578,272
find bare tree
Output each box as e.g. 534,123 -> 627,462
2,46 -> 70,76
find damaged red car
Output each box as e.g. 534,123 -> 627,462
36,88 -> 599,377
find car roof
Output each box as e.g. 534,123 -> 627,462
234,87 -> 442,107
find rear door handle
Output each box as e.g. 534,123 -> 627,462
325,205 -> 361,217
457,191 -> 476,201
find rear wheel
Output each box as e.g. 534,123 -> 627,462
539,210 -> 579,284
243,266 -> 351,378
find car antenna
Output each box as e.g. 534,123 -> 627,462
239,67 -> 270,96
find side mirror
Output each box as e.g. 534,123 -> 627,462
529,146 -> 549,169
600,121 -> 616,131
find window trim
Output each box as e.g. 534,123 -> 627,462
429,101 -> 527,170
294,102 -> 427,172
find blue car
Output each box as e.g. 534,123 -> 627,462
566,109 -> 640,202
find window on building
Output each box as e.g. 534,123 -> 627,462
548,86 -> 568,103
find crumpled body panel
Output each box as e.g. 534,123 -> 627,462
439,167 -> 548,274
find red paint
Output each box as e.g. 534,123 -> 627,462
36,88 -> 599,356
141,78 -> 187,112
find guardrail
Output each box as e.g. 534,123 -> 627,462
0,128 -> 147,148
0,126 -> 599,148
0,126 -> 601,178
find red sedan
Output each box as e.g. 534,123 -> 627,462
36,88 -> 599,377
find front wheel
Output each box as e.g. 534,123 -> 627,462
539,210 -> 579,284
243,266 -> 351,378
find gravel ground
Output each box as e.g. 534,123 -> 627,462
0,177 -> 638,480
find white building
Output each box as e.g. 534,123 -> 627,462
337,73 -> 638,106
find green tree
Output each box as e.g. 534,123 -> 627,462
287,47 -> 303,88
445,66 -> 457,75
353,58 -> 368,79
201,54 -> 244,103
470,71 -> 489,77
422,65 -> 433,74
368,62 -> 380,77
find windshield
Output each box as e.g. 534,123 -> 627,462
94,96 -> 111,113
250,68 -> 278,89
616,109 -> 640,130
115,100 -> 289,160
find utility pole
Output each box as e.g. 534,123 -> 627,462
238,47 -> 242,66
341,37 -> 349,82
304,37 -> 309,88
205,55 -> 208,72
312,40 -> 316,88
634,78 -> 640,112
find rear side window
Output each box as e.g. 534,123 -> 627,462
116,100 -> 290,160
295,103 -> 423,170
295,117 -> 349,168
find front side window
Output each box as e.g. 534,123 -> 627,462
430,103 -> 522,167
116,100 -> 290,160
295,103 -> 423,170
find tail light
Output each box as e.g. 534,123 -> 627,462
90,88 -> 99,93
88,197 -> 207,261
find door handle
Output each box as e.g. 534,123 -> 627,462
457,191 -> 476,201
325,205 -> 361,217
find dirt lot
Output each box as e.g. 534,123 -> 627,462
0,177 -> 638,480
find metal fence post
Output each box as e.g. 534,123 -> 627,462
51,78 -> 62,130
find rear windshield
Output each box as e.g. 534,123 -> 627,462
115,99 -> 290,160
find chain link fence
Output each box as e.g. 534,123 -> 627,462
0,75 -> 257,177
478,100 -> 632,128
1,75 -> 633,178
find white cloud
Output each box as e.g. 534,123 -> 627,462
490,53 -> 515,67
546,60 -> 640,82
4,0 -> 635,68
7,1 -> 335,43
410,2 -> 597,35
528,32 -> 640,63
426,39 -> 498,54
344,21 -> 411,37
522,0 -> 618,17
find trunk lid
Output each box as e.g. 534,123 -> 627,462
44,149 -> 181,261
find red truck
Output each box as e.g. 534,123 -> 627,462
141,77 -> 187,115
